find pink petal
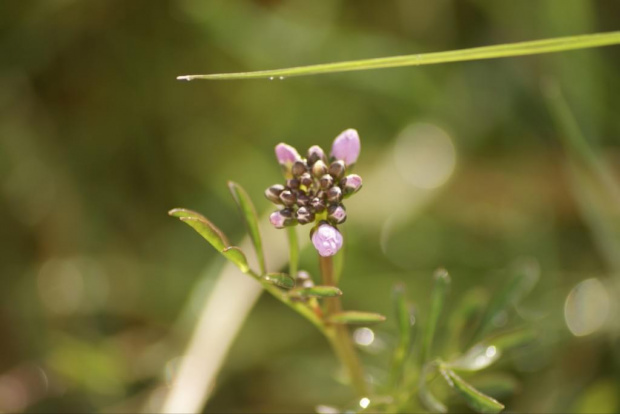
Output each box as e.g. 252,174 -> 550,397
331,129 -> 361,165
275,143 -> 301,165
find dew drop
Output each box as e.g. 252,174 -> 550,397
279,76 -> 285,80
269,76 -> 274,80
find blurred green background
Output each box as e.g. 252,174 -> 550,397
1,1 -> 619,412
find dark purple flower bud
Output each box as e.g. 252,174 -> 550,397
307,145 -> 326,165
328,160 -> 346,180
286,178 -> 300,190
341,174 -> 363,196
265,184 -> 285,204
326,186 -> 342,203
292,160 -> 308,177
327,204 -> 347,224
311,223 -> 343,257
297,194 -> 310,207
310,197 -> 326,213
312,160 -> 328,178
296,206 -> 315,225
331,129 -> 360,166
319,174 -> 334,190
279,190 -> 296,206
299,172 -> 313,188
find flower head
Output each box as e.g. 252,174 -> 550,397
312,223 -> 344,257
266,129 -> 363,256
331,129 -> 361,166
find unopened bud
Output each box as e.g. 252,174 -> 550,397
328,160 -> 345,180
327,204 -> 347,224
286,178 -> 300,190
292,160 -> 308,177
307,145 -> 326,165
297,194 -> 310,207
312,160 -> 328,178
270,209 -> 297,228
319,174 -> 334,190
341,174 -> 363,196
296,207 -> 315,225
331,129 -> 360,166
265,184 -> 285,204
300,172 -> 313,188
310,197 -> 326,213
279,190 -> 296,206
327,186 -> 342,203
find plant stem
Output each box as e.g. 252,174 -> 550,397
319,255 -> 369,397
287,226 -> 299,278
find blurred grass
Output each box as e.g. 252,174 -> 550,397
0,1 -> 619,412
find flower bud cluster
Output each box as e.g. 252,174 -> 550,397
267,142 -> 362,229
266,129 -> 363,257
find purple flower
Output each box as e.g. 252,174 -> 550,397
311,223 -> 344,257
275,143 -> 301,165
331,129 -> 361,166
269,211 -> 286,229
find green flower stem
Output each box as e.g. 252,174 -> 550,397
287,226 -> 299,278
319,255 -> 369,397
178,31 -> 620,80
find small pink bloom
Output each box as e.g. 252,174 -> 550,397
331,129 -> 361,165
269,211 -> 286,229
311,223 -> 344,257
275,143 -> 301,165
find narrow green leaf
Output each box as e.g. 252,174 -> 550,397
227,181 -> 266,274
327,311 -> 386,325
450,327 -> 536,372
264,273 -> 295,289
469,260 -> 538,346
394,284 -> 414,352
418,362 -> 447,413
222,246 -> 250,273
446,287 -> 489,354
421,269 -> 451,363
440,368 -> 505,414
172,214 -> 229,251
289,286 -> 342,298
390,284 -> 416,387
467,373 -> 520,400
177,31 -> 620,80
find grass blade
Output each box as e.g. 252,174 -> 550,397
178,31 -> 620,81
228,181 -> 266,274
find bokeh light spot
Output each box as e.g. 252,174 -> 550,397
393,123 -> 456,190
564,278 -> 610,337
